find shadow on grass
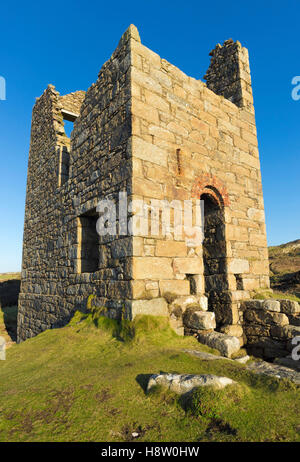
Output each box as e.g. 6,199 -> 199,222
136,374 -> 155,392
0,305 -> 18,341
136,371 -> 174,393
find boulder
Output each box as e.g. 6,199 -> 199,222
220,324 -> 244,337
131,298 -> 168,318
262,300 -> 281,312
198,296 -> 208,311
169,314 -> 184,336
287,314 -> 300,326
184,310 -> 216,330
197,331 -> 240,358
280,300 -> 300,315
242,299 -> 281,313
248,361 -> 300,385
170,295 -> 208,313
147,373 -> 236,394
244,309 -> 289,327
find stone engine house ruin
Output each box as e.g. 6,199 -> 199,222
18,25 -> 270,346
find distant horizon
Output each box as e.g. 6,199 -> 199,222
0,0 -> 299,272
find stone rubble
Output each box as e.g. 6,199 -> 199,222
183,348 -> 250,363
183,349 -> 300,384
274,356 -> 300,372
247,361 -> 300,385
184,311 -> 216,330
197,331 -> 241,358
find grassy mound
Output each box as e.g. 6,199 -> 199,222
0,310 -> 299,442
252,289 -> 300,303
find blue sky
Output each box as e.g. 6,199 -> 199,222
0,0 -> 299,272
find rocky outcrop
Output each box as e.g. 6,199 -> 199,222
147,373 -> 236,394
183,349 -> 250,363
247,361 -> 300,385
274,356 -> 300,372
184,310 -> 216,331
197,331 -> 241,358
182,349 -> 300,384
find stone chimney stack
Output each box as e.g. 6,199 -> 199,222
204,39 -> 254,113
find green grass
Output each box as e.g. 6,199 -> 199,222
0,309 -> 299,442
252,289 -> 300,303
0,305 -> 18,342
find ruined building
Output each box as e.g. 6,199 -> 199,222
18,25 -> 271,348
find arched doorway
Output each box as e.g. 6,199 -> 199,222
201,190 -> 231,329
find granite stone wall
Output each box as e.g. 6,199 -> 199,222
242,299 -> 300,359
18,27 -> 134,340
18,25 -> 270,342
129,28 -> 269,331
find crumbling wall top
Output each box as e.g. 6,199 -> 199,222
59,90 -> 86,120
204,38 -> 253,112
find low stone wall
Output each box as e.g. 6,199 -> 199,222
0,280 -> 20,308
241,299 -> 300,359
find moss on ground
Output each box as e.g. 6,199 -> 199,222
0,311 -> 299,442
0,305 -> 18,342
252,289 -> 300,303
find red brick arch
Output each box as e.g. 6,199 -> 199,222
191,173 -> 230,207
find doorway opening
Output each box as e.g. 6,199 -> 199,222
201,191 -> 230,328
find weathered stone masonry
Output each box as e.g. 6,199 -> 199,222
18,25 -> 270,345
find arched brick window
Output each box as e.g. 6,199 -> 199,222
191,173 -> 230,207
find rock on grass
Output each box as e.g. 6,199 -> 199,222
147,373 -> 236,394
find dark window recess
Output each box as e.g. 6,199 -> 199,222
78,210 -> 99,273
186,274 -> 197,295
201,192 -> 229,328
58,146 -> 70,186
235,274 -> 244,290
